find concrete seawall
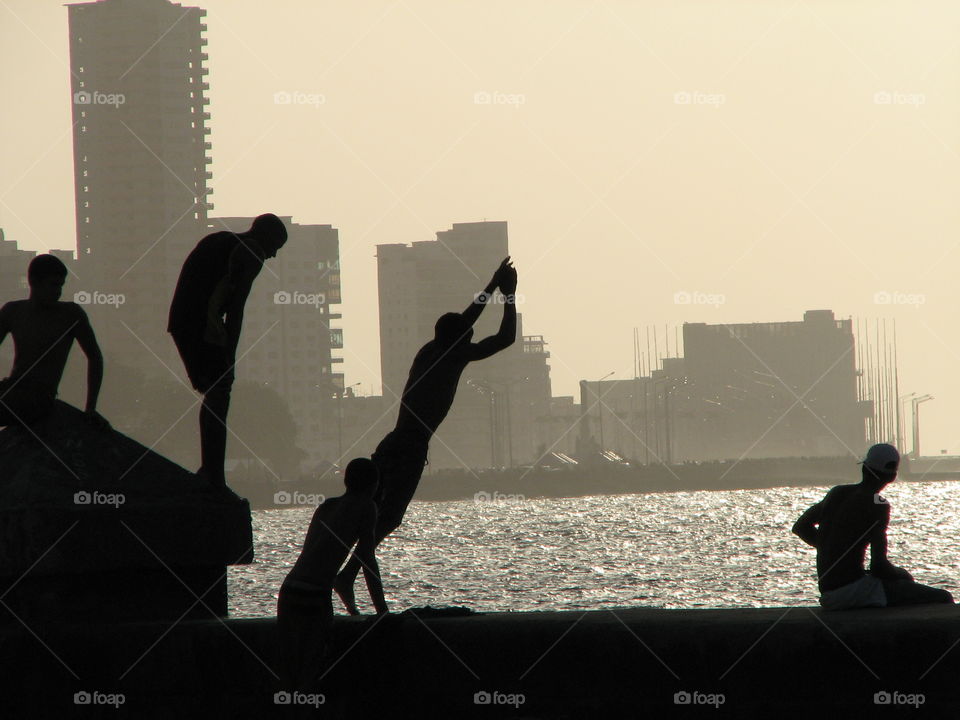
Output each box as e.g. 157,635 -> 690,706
4,605 -> 960,718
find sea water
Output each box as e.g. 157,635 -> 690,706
228,482 -> 960,617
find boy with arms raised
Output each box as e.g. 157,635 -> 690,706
334,258 -> 518,613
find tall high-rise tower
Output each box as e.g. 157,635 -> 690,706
67,0 -> 211,367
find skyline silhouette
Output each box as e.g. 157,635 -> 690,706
3,4 -> 960,717
3,0 -> 960,461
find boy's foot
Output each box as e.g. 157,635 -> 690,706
333,576 -> 360,615
195,467 -> 237,497
195,466 -> 221,485
209,484 -> 243,502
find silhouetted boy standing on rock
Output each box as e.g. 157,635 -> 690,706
793,443 -> 953,610
168,214 -> 287,488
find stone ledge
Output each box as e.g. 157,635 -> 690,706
1,605 -> 958,718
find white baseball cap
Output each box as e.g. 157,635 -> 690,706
860,443 -> 900,473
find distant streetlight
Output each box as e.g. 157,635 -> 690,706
336,382 -> 362,461
468,379 -> 498,466
489,376 -> 529,468
897,392 -> 915,452
594,371 -> 615,451
911,394 -> 933,459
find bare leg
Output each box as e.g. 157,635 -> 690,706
882,579 -> 954,606
333,572 -> 360,616
277,584 -> 333,692
199,384 -> 231,487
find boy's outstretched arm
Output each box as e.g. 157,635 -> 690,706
461,257 -> 512,328
792,501 -> 822,547
357,504 -> 388,614
73,306 -> 104,418
467,263 -> 517,361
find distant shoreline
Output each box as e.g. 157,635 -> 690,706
231,456 -> 960,509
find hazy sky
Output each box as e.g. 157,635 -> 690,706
3,0 -> 960,454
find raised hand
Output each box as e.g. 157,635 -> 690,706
499,262 -> 518,296
490,257 -> 513,289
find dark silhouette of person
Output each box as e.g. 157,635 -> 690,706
334,257 -> 518,613
0,254 -> 106,429
167,214 -> 287,488
277,457 -> 388,690
793,443 -> 953,610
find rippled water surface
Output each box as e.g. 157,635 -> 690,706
228,482 -> 960,617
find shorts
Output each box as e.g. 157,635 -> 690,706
171,332 -> 235,394
819,574 -> 886,611
277,577 -> 333,620
276,577 -> 333,689
372,430 -> 429,528
0,376 -> 56,427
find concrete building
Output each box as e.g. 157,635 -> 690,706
533,395 -> 581,461
679,309 -> 865,460
576,311 -> 866,464
67,0 -> 211,371
376,221 -> 552,469
578,357 -> 686,465
209,216 -> 342,468
0,230 -> 38,303
330,392 -> 393,471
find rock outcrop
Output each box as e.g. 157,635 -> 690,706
0,401 -> 253,622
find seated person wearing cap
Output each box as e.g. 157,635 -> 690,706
793,443 -> 953,611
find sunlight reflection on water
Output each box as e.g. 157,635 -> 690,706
228,482 -> 960,617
